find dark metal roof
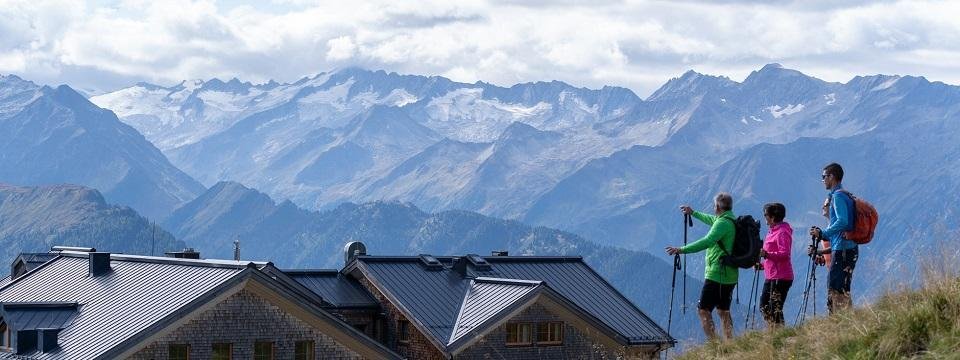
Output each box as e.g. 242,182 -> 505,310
449,278 -> 541,345
356,258 -> 470,349
1,302 -> 78,330
481,257 -> 672,345
352,255 -> 673,350
284,270 -> 379,308
0,253 -> 252,359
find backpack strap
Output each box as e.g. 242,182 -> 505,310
836,189 -> 857,200
715,214 -> 736,255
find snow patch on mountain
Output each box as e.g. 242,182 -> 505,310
767,104 -> 805,118
871,76 -> 900,91
824,93 -> 836,105
424,88 -> 553,142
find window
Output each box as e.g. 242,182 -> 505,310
397,320 -> 410,344
253,341 -> 274,360
505,323 -> 533,346
0,321 -> 8,349
168,344 -> 190,360
294,341 -> 315,360
537,322 -> 563,345
211,343 -> 232,360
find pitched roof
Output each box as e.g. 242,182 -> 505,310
0,252 -> 400,360
0,253 -> 258,359
283,269 -> 379,308
349,255 -> 673,355
449,278 -> 541,345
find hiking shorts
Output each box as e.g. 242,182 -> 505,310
699,279 -> 736,311
828,247 -> 858,293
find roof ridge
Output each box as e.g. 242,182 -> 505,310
473,277 -> 542,286
55,251 -> 270,269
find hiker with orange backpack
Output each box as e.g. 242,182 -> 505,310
666,192 -> 739,340
809,163 -> 878,313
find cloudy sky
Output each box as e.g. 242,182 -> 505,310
2,0 -> 959,97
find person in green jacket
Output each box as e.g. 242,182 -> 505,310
666,192 -> 739,341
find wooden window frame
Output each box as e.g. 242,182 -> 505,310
253,341 -> 274,360
211,343 -> 232,360
294,340 -> 316,360
0,321 -> 9,350
168,344 -> 190,360
397,319 -> 411,344
536,321 -> 564,346
505,322 -> 534,347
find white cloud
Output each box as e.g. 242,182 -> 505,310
1,0 -> 959,97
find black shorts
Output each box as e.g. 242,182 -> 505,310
698,279 -> 736,311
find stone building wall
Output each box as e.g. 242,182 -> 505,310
455,303 -> 644,360
128,289 -> 362,360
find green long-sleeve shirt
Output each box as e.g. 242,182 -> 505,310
681,210 -> 739,284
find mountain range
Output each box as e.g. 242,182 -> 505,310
0,75 -> 204,219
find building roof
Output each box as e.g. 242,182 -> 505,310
449,278 -> 541,345
283,270 -> 379,309
0,251 -> 400,360
347,255 -> 673,355
1,302 -> 78,331
0,253 -> 257,359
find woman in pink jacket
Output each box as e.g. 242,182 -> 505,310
759,202 -> 793,327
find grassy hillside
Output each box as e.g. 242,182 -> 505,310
678,268 -> 960,359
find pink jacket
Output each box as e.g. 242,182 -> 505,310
762,222 -> 794,281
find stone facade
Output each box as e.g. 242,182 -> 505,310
455,303 -> 642,360
128,289 -> 363,360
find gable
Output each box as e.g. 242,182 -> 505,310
113,272 -> 399,360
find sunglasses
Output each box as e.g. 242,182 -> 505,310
821,174 -> 832,180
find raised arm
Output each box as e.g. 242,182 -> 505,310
682,219 -> 727,254
691,210 -> 717,226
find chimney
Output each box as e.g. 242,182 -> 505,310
452,257 -> 469,277
344,241 -> 367,266
37,329 -> 61,353
88,252 -> 111,276
491,250 -> 508,256
165,248 -> 201,259
233,239 -> 240,261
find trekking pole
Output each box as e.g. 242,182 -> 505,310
753,265 -> 761,329
745,265 -> 760,330
795,233 -> 819,325
748,265 -> 760,329
682,213 -> 693,314
667,253 -> 681,336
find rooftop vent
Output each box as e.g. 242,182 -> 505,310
465,254 -> 492,271
344,241 -> 367,266
491,250 -> 508,256
164,248 -> 201,259
88,252 -> 111,276
419,254 -> 444,271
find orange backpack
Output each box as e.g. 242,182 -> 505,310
839,190 -> 879,244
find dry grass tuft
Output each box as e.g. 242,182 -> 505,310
676,251 -> 960,360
